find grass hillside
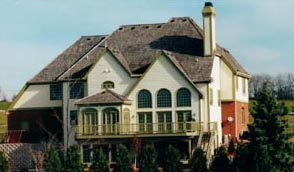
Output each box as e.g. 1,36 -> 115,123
0,102 -> 10,134
0,102 -> 11,110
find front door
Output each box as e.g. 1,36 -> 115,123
103,108 -> 119,134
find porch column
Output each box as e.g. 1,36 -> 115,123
108,144 -> 112,163
188,139 -> 192,159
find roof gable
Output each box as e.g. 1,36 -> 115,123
127,51 -> 203,97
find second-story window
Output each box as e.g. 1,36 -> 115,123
138,89 -> 152,108
70,81 -> 84,99
209,88 -> 213,105
102,81 -> 114,89
242,78 -> 246,94
176,88 -> 191,107
50,83 -> 63,100
157,89 -> 172,108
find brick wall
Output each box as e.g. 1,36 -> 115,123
221,101 -> 248,143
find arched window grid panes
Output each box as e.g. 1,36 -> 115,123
138,89 -> 152,108
102,81 -> 114,89
176,88 -> 191,107
157,89 -> 172,108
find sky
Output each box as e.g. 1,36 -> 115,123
0,0 -> 294,99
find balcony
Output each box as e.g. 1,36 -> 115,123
76,122 -> 203,139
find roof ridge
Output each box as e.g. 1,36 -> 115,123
187,17 -> 204,38
28,37 -> 83,83
57,36 -> 108,80
119,23 -> 165,28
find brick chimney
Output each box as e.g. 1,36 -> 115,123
202,2 -> 216,57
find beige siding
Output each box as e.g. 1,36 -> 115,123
195,83 -> 208,126
220,60 -> 233,100
13,84 -> 62,109
203,17 -> 211,56
128,54 -> 201,125
235,76 -> 249,102
209,56 -> 222,144
87,51 -> 137,96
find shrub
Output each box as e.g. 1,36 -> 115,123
162,145 -> 182,172
64,144 -> 83,172
90,148 -> 109,172
0,151 -> 9,172
190,148 -> 207,172
44,146 -> 62,172
138,144 -> 158,172
115,144 -> 133,172
210,146 -> 231,172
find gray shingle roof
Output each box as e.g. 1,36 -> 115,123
28,35 -> 107,83
75,89 -> 130,105
28,17 -> 249,84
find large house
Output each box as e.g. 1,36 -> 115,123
8,2 -> 250,164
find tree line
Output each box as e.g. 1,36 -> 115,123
249,73 -> 294,100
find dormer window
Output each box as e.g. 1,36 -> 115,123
102,81 -> 114,89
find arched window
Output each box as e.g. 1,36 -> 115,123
157,89 -> 172,107
138,90 -> 152,108
102,81 -> 114,89
241,107 -> 245,124
176,88 -> 191,107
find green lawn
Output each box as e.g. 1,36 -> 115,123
0,102 -> 11,110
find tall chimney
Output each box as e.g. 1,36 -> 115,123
202,2 -> 216,57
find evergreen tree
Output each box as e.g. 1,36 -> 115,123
233,144 -> 250,172
227,140 -> 235,154
162,145 -> 182,172
44,146 -> 62,172
90,148 -> 109,172
0,151 -> 9,172
189,148 -> 207,172
138,144 -> 158,172
115,144 -> 132,172
210,146 -> 232,172
64,144 -> 84,172
248,145 -> 272,172
248,82 -> 294,171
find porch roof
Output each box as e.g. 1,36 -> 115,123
75,89 -> 131,105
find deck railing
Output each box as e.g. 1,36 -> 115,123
76,122 -> 203,138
